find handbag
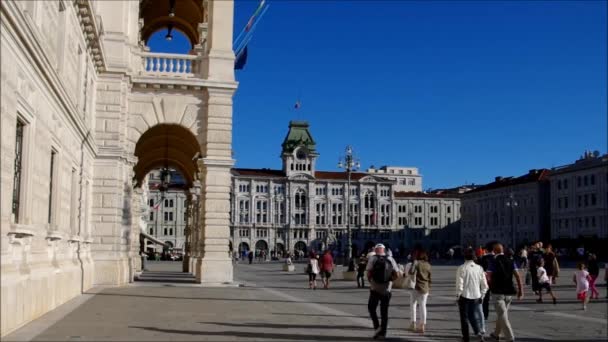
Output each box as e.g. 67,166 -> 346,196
306,263 -> 312,274
404,262 -> 416,290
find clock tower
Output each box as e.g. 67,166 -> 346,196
281,121 -> 319,177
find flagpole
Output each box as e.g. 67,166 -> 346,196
233,0 -> 266,50
235,3 -> 270,54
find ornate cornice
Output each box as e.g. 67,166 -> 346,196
73,0 -> 106,73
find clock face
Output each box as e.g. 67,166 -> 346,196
296,150 -> 307,160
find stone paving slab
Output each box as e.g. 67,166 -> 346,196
3,261 -> 607,342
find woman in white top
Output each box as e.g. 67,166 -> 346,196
573,262 -> 591,310
308,253 -> 320,290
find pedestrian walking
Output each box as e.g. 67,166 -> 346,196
307,253 -> 320,289
587,254 -> 600,299
456,248 -> 488,342
366,244 -> 400,339
519,247 -> 528,270
248,250 -> 253,264
543,245 -> 560,285
529,242 -> 544,295
573,262 -> 591,310
409,250 -> 432,334
448,248 -> 455,264
478,247 -> 494,321
535,258 -> 557,304
488,243 -> 524,342
357,252 -> 368,288
320,250 -> 334,289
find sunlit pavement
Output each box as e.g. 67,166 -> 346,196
4,261 -> 607,341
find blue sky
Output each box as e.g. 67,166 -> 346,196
148,0 -> 607,190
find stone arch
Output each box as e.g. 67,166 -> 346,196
133,124 -> 201,187
128,95 -> 202,152
139,0 -> 205,46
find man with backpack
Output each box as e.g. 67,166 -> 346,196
366,243 -> 400,339
488,243 -> 524,342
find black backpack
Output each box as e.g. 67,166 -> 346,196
372,256 -> 391,284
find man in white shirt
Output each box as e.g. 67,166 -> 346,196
456,247 -> 488,342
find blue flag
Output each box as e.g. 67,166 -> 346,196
235,46 -> 248,70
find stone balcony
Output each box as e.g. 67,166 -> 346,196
131,51 -> 234,91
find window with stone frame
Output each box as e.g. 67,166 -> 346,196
239,199 -> 249,223
294,189 -> 307,226
315,202 -> 326,225
11,120 -> 25,223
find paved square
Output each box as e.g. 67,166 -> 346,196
4,261 -> 607,341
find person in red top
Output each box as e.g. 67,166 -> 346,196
320,250 -> 334,289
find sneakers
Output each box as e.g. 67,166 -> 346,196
408,322 -> 416,332
489,332 -> 500,340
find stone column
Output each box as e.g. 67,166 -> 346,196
193,69 -> 236,281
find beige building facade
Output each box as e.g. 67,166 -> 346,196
460,169 -> 551,249
549,151 -> 608,240
1,0 -> 237,336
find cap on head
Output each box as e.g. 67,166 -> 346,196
374,244 -> 386,255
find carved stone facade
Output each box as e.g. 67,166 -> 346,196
230,121 -> 462,258
1,0 -> 237,336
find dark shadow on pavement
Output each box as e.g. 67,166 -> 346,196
199,321 -> 367,330
129,326 -> 407,341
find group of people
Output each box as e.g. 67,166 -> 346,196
303,240 -> 607,341
306,250 -> 335,289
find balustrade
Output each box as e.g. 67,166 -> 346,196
140,52 -> 201,76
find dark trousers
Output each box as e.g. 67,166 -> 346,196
458,297 -> 482,341
368,290 -> 391,333
357,272 -> 365,287
482,291 -> 490,320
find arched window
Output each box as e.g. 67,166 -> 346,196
364,192 -> 375,209
295,189 -> 306,209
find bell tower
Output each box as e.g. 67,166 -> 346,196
281,121 -> 318,177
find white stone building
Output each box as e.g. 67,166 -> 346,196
143,170 -> 189,253
460,169 -> 551,249
367,166 -> 423,192
1,0 -> 237,336
230,121 -> 462,258
549,151 -> 608,242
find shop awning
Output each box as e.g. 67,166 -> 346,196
140,231 -> 168,247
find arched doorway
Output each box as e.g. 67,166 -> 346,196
255,240 -> 268,261
276,243 -> 285,256
238,242 -> 250,254
294,241 -> 307,259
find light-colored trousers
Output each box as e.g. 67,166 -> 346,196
493,294 -> 514,341
410,290 -> 429,325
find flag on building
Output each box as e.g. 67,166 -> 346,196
294,100 -> 301,110
153,199 -> 161,210
235,46 -> 248,70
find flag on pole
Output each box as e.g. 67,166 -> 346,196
294,100 -> 301,110
153,200 -> 161,211
235,46 -> 248,70
246,0 -> 266,32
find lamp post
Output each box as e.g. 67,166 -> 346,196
506,193 -> 518,249
337,145 -> 361,265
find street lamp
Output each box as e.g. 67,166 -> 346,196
505,193 -> 518,249
337,145 -> 361,265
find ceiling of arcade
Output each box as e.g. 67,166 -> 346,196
134,124 -> 201,187
139,0 -> 206,46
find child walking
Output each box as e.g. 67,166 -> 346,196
536,259 -> 557,304
573,262 -> 591,310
